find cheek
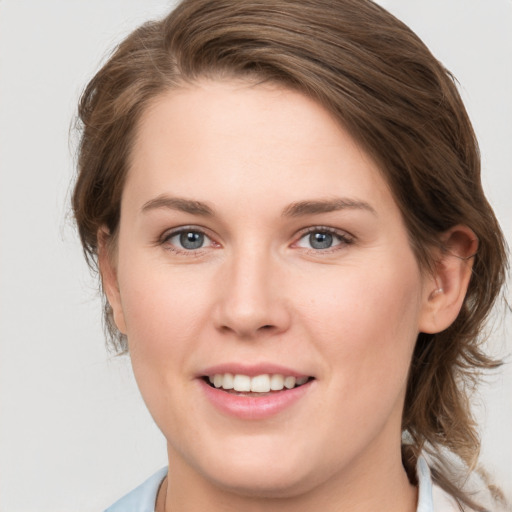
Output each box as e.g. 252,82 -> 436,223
118,257 -> 207,341
116,260 -> 213,425
115,252 -> 217,404
298,258 -> 423,395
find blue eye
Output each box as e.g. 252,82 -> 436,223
296,229 -> 351,250
179,231 -> 204,249
308,232 -> 334,249
166,229 -> 209,250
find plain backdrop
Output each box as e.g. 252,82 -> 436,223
0,1 -> 510,511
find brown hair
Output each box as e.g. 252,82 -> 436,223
72,0 -> 508,508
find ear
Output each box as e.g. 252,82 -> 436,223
419,225 -> 478,334
97,228 -> 127,334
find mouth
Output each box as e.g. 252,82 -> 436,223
202,373 -> 314,395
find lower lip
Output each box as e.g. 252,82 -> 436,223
199,379 -> 313,420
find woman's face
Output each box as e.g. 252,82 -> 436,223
105,80 -> 434,497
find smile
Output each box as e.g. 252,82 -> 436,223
199,371 -> 315,420
206,373 -> 311,393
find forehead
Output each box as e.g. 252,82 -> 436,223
125,79 -> 396,217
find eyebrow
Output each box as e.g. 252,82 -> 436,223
141,195 -> 214,216
281,198 -> 377,217
140,195 -> 376,218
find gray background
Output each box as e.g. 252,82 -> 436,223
0,1 -> 510,510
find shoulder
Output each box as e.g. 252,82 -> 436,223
417,456 -> 458,512
417,456 -> 502,512
416,457 -> 465,512
431,483 -> 460,512
431,480 -> 500,512
103,467 -> 168,512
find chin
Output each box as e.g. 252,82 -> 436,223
206,464 -> 316,499
189,440 -> 327,499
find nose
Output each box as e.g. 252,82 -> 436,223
213,248 -> 291,339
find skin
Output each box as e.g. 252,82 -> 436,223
100,80 -> 475,512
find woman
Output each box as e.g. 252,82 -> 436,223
72,0 -> 508,510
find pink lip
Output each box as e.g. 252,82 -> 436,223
198,378 -> 314,420
199,362 -> 310,379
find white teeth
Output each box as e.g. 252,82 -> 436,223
233,374 -> 251,392
222,373 -> 234,390
208,373 -> 309,392
270,374 -> 284,390
284,376 -> 296,389
213,374 -> 223,388
250,374 -> 271,392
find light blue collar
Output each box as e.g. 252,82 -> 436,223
416,455 -> 435,512
104,466 -> 167,512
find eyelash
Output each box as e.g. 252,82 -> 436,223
158,225 -> 355,255
159,226 -> 217,256
294,226 -> 355,253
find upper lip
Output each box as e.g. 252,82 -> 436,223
199,363 -> 312,378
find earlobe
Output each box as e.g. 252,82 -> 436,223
97,228 -> 127,334
419,225 -> 478,334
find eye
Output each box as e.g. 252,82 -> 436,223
163,228 -> 214,252
175,231 -> 205,250
295,228 -> 353,251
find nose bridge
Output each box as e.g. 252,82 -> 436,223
215,241 -> 289,337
